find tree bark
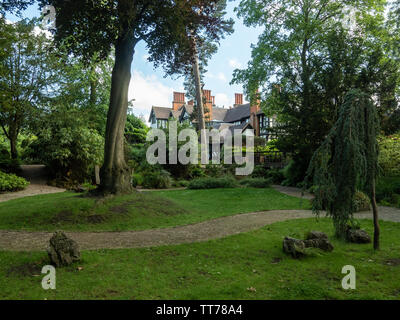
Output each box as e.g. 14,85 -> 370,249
192,36 -> 206,132
371,178 -> 380,250
9,122 -> 18,160
99,31 -> 135,194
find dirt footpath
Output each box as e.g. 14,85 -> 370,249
0,165 -> 65,203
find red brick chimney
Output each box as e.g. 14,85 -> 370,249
188,100 -> 194,106
202,89 -> 213,122
250,90 -> 261,136
234,93 -> 243,106
172,92 -> 185,111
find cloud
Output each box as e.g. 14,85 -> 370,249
214,93 -> 234,108
128,71 -> 174,124
217,72 -> 227,82
229,59 -> 242,69
206,72 -> 227,82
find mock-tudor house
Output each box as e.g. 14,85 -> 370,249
149,90 -> 275,141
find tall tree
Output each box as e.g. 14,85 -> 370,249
0,0 -> 35,16
232,0 -> 391,185
41,0 -> 232,194
306,89 -> 380,249
0,19 -> 54,160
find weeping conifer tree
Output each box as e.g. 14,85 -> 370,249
306,89 -> 380,250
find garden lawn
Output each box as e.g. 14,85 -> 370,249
1,218 -> 400,300
0,188 -> 310,232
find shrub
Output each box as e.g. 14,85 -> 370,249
188,176 -> 238,189
131,173 -> 144,188
187,165 -> 205,179
376,176 -> 400,208
29,126 -> 104,186
251,165 -> 270,178
142,170 -> 172,189
239,177 -> 272,188
0,171 -> 29,192
281,159 -> 305,186
378,134 -> 400,176
204,165 -> 226,178
172,180 -> 189,188
352,190 -> 371,212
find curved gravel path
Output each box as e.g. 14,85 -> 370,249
0,185 -> 398,252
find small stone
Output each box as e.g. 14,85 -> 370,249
47,231 -> 80,267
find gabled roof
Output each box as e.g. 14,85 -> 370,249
223,103 -> 251,123
149,106 -> 172,122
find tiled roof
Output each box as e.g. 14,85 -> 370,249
212,107 -> 228,121
150,106 -> 172,121
223,104 -> 251,123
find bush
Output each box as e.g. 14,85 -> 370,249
142,170 -> 172,189
376,176 -> 400,208
188,176 -> 238,189
378,134 -> 400,176
352,190 -> 371,212
131,173 -> 144,188
281,159 -> 306,186
239,177 -> 272,188
0,171 -> 29,192
172,180 -> 189,188
29,126 -> 104,186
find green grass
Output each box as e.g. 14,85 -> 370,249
0,188 -> 310,232
1,218 -> 400,300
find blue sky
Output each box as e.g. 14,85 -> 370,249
7,1 -> 262,121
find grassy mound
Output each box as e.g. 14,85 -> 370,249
0,188 -> 311,232
1,218 -> 400,300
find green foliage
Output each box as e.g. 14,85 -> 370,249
125,115 -> 148,145
239,177 -> 272,188
0,171 -> 29,192
172,180 -> 190,188
142,170 -> 172,189
352,191 -> 371,212
188,176 -> 238,189
0,19 -> 54,159
306,90 -> 380,238
233,0 -> 399,185
378,133 -> 400,176
376,176 -> 400,208
29,107 -> 104,185
282,160 -> 305,187
187,165 -> 206,179
131,173 -> 144,188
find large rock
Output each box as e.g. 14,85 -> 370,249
305,231 -> 328,240
304,238 -> 334,252
283,232 -> 334,258
47,231 -> 80,267
346,227 -> 371,244
283,237 -> 306,258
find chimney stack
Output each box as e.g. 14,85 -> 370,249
234,93 -> 243,106
188,99 -> 194,106
172,92 -> 185,110
212,96 -> 215,106
202,89 -> 213,121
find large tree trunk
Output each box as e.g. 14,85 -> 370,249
192,37 -> 206,132
371,178 -> 380,250
9,123 -> 18,160
99,32 -> 135,194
